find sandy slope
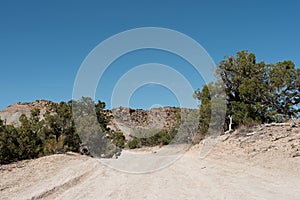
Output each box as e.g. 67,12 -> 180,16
1,125 -> 300,200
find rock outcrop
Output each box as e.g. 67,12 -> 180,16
106,107 -> 179,131
0,101 -> 182,135
0,100 -> 55,126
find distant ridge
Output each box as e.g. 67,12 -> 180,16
0,100 -> 55,126
0,101 -> 189,134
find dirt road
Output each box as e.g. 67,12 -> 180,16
1,133 -> 300,200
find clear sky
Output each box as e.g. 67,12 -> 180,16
1,0 -> 299,110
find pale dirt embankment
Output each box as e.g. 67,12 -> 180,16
1,123 -> 300,200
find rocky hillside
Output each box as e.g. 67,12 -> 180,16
0,101 -> 181,134
0,100 -> 55,126
105,107 -> 180,138
219,121 -> 300,158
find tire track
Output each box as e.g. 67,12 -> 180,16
30,161 -> 98,200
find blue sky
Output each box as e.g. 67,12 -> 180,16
1,0 -> 299,110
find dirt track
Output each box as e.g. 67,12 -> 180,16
1,128 -> 300,200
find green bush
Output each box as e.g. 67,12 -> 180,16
127,139 -> 140,149
112,132 -> 125,149
0,97 -> 119,164
127,128 -> 177,149
0,123 -> 20,164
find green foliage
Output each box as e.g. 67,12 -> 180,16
95,100 -> 110,131
127,139 -> 141,149
194,85 -> 211,135
217,50 -> 299,125
0,97 -> 119,164
17,112 -> 44,159
194,81 -> 226,139
72,97 -> 121,158
111,132 -> 125,149
0,111 -> 45,163
127,128 -> 178,149
140,130 -> 169,146
43,135 -> 65,154
195,50 -> 300,134
44,101 -> 80,152
0,120 -> 20,164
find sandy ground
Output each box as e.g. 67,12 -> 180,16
1,125 -> 300,200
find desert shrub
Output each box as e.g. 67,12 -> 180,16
0,123 -> 20,164
111,132 -> 125,149
43,135 -> 66,155
127,139 -> 140,149
128,128 -> 177,148
0,97 -> 120,164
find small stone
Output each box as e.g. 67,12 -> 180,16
292,153 -> 300,158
